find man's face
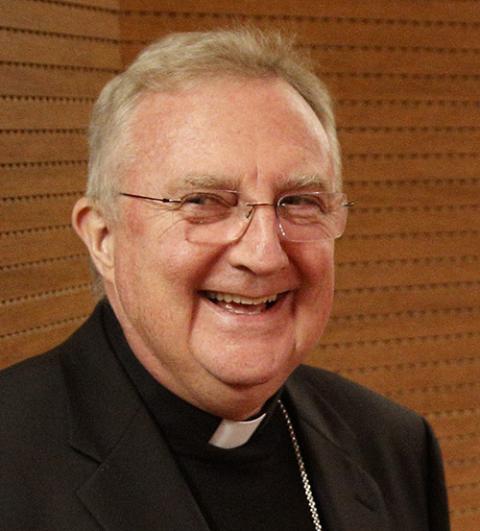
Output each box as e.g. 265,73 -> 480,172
105,77 -> 336,418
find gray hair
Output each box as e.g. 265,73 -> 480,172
86,27 -> 341,211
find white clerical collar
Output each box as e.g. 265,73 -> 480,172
208,413 -> 267,449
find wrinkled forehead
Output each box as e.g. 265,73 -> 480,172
123,77 -> 335,193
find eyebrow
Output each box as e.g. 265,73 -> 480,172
173,172 -> 331,192
179,173 -> 240,191
280,173 -> 331,191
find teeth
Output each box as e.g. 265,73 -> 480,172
205,291 -> 278,306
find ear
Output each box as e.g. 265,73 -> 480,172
72,197 -> 116,284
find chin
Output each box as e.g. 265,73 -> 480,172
206,355 -> 297,391
216,371 -> 273,388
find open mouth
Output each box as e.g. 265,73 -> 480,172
201,291 -> 286,315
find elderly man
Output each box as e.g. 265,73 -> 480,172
1,29 -> 449,530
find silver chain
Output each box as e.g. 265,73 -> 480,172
279,400 -> 323,531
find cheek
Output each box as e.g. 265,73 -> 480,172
112,234 -> 208,349
113,211 -> 222,299
296,241 -> 335,291
295,243 -> 335,339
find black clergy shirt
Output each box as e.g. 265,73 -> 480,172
102,301 -> 318,531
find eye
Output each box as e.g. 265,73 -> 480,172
178,191 -> 238,224
279,194 -> 328,213
183,193 -> 217,205
181,192 -> 237,207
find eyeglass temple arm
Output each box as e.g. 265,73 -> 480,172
119,192 -> 181,205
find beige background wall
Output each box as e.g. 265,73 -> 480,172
1,1 -> 479,529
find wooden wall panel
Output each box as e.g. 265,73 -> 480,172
0,132 -> 87,164
119,2 -> 480,64
0,226 -> 85,266
339,130 -> 480,154
1,288 -> 93,337
338,231 -> 480,261
1,164 -> 88,196
1,194 -> 82,233
1,1 -> 478,529
0,29 -> 120,69
0,64 -> 115,97
2,254 -> 90,301
344,156 -> 480,181
0,97 -> 92,130
316,333 -> 480,369
333,283 -> 480,316
0,0 -> 119,39
0,0 -> 121,362
337,100 -> 480,128
120,0 -> 480,22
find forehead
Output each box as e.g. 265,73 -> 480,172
126,77 -> 335,192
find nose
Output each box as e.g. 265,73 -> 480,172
227,204 -> 289,275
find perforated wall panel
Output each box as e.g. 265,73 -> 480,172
0,0 -> 121,367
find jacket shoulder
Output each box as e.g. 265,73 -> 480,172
291,364 -> 426,437
289,366 -> 450,530
0,347 -> 66,410
0,306 -> 104,438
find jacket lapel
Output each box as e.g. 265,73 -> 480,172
76,406 -> 210,531
61,305 -> 210,531
286,370 -> 391,531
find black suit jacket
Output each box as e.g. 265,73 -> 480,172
0,305 -> 450,530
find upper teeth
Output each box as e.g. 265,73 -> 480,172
206,291 -> 278,305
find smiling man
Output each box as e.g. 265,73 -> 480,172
1,29 -> 449,530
